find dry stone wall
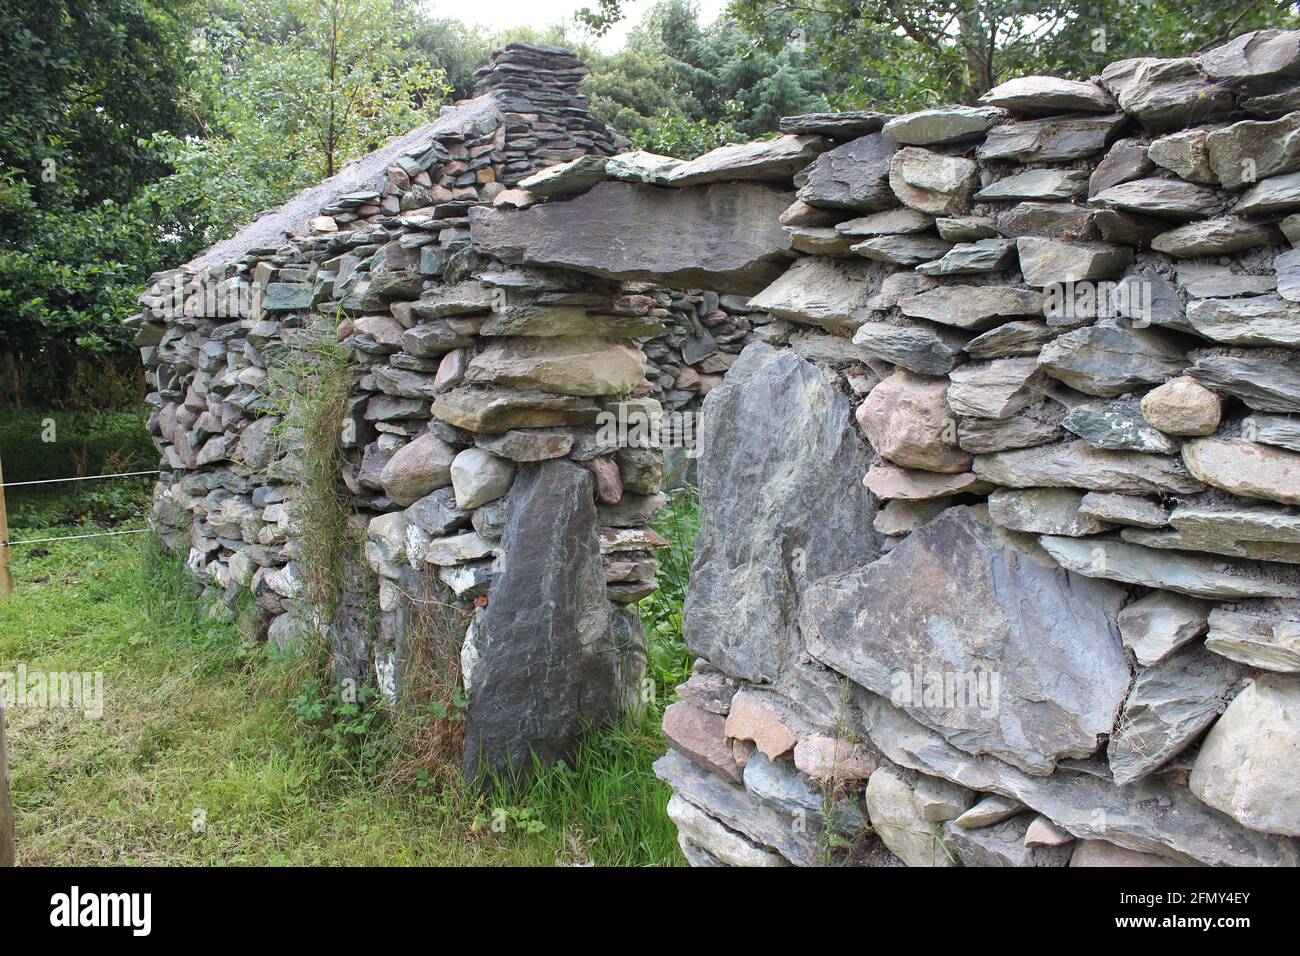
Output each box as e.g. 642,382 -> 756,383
130,32 -> 1300,864
649,30 -> 1300,868
128,43 -> 764,780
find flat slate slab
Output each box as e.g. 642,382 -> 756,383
660,134 -> 831,187
1108,645 -> 1247,785
779,111 -> 891,139
469,180 -> 795,295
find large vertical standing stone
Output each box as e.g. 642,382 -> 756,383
462,460 -> 617,781
331,552 -> 378,686
684,343 -> 884,685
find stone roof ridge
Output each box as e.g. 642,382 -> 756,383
182,93 -> 501,273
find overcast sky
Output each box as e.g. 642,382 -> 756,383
423,0 -> 730,53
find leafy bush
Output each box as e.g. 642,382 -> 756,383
7,479 -> 152,533
629,110 -> 749,160
637,484 -> 699,697
289,679 -> 391,776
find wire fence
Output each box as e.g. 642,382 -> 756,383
1,470 -> 160,489
4,528 -> 152,548
0,469 -> 161,550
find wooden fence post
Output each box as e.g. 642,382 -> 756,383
0,453 -> 11,597
0,702 -> 13,866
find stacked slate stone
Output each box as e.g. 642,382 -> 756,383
473,43 -> 624,184
638,290 -> 760,409
131,78 -> 511,657
126,44 -> 718,780
639,30 -> 1300,867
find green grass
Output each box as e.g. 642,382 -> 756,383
0,485 -> 702,866
0,407 -> 155,485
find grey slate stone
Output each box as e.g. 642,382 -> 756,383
1185,294 -> 1300,347
683,343 -> 883,685
1204,605 -> 1300,672
1117,590 -> 1209,665
1062,397 -> 1181,454
1151,219 -> 1280,258
468,181 -> 795,295
987,487 -> 1113,536
977,113 -> 1125,162
973,440 -> 1204,494
897,285 -> 1042,330
835,207 -> 933,236
749,255 -> 889,335
1108,645 -> 1247,785
802,505 -> 1130,776
1233,169 -> 1300,215
404,486 -> 471,536
943,813 -> 1073,866
1100,57 -> 1235,133
852,319 -> 970,375
779,111 -> 891,139
1079,492 -> 1170,530
662,134 -> 832,187
795,133 -> 898,211
463,460 -> 622,781
1199,29 -> 1300,82
964,320 -> 1056,358
915,239 -> 1017,275
851,234 -> 954,266
956,403 -> 1064,453
653,750 -> 823,866
997,201 -> 1096,240
1248,412 -> 1300,452
975,168 -> 1089,202
1038,322 -> 1188,397
1040,534 -> 1300,599
1090,178 -> 1227,221
518,155 -> 607,198
1089,139 -> 1158,196
1189,350 -> 1300,413
881,106 -> 1003,145
860,693 -> 1300,866
980,76 -> 1115,115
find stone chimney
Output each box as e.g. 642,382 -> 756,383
473,42 -> 625,183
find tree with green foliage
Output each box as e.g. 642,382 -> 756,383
729,0 -> 1300,109
0,0 -> 455,407
0,0 -> 196,406
580,0 -> 852,156
584,1 -> 1300,112
148,0 -> 451,249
